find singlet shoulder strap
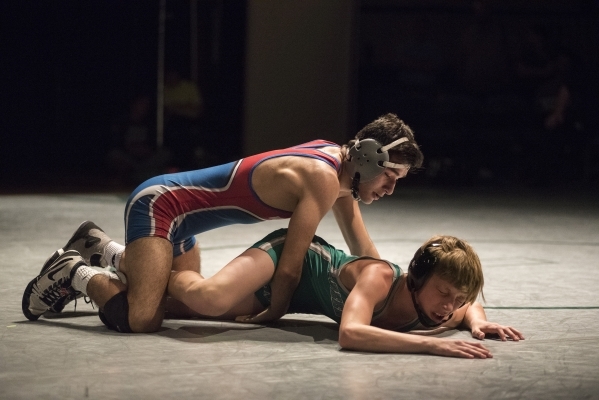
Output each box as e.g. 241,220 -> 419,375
292,139 -> 340,149
337,257 -> 403,321
288,140 -> 341,170
372,260 -> 403,320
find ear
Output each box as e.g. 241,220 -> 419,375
407,242 -> 441,291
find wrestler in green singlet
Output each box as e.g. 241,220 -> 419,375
251,228 -> 403,323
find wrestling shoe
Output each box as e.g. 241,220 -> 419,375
40,221 -> 113,272
22,250 -> 86,321
39,221 -> 114,313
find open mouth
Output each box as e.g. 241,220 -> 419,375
432,312 -> 447,322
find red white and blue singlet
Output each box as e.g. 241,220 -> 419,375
124,140 -> 341,256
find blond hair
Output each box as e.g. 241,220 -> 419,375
421,235 -> 484,304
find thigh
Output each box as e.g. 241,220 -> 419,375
177,247 -> 275,315
217,293 -> 266,319
125,236 -> 173,332
164,295 -> 265,320
207,248 -> 275,299
172,242 -> 201,273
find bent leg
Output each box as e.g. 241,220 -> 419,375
165,292 -> 265,320
87,275 -> 127,308
168,248 -> 274,316
123,236 -> 173,332
120,242 -> 201,277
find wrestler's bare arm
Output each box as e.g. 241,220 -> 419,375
239,163 -> 340,323
332,196 -> 379,258
338,265 -> 492,358
458,302 -> 525,341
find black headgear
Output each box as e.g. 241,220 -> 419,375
407,242 -> 441,293
407,241 -> 448,328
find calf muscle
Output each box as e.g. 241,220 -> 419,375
124,237 -> 173,332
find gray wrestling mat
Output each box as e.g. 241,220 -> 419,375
1,188 -> 598,399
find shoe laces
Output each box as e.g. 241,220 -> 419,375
41,278 -> 73,306
68,294 -> 94,313
84,296 -> 95,309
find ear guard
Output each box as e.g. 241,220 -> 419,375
407,242 -> 441,293
347,137 -> 410,183
407,242 -> 448,328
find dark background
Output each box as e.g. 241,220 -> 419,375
2,0 -> 598,193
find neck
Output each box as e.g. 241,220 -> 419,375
376,275 -> 419,330
337,163 -> 354,198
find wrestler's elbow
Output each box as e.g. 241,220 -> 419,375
338,324 -> 362,350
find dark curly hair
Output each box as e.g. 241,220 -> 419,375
344,114 -> 424,171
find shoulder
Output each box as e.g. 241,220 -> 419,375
343,259 -> 395,307
302,139 -> 340,147
295,158 -> 340,193
345,258 -> 395,290
358,260 -> 396,280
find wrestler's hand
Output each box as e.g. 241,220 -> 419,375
469,319 -> 525,341
429,338 -> 493,359
235,282 -> 290,323
237,262 -> 298,323
235,306 -> 287,324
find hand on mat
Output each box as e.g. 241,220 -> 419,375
470,320 -> 525,342
429,338 -> 493,359
236,271 -> 295,323
235,306 -> 286,324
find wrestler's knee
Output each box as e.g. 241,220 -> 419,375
128,312 -> 163,333
128,296 -> 165,333
99,291 -> 164,333
99,291 -> 133,333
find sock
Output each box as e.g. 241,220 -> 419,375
72,266 -> 100,295
115,270 -> 128,285
103,241 -> 125,269
72,267 -> 121,294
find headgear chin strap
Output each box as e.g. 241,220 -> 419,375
409,288 -> 450,328
351,173 -> 361,201
407,242 -> 449,328
347,137 -> 411,202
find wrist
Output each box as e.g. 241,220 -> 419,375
466,317 -> 483,329
416,336 -> 434,354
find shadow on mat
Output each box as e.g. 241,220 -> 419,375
157,317 -> 340,345
15,314 -> 340,344
14,317 -> 111,334
41,310 -> 99,319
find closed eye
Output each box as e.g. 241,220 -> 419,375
386,171 -> 401,181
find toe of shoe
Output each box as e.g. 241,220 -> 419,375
21,281 -> 42,321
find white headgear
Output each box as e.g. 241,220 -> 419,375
347,137 -> 410,183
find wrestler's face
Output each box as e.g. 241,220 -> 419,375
415,274 -> 467,324
358,166 -> 408,204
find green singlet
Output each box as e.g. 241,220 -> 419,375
251,228 -> 403,323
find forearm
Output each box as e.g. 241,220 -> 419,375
461,302 -> 487,330
339,225 -> 378,258
339,323 -> 431,354
332,200 -> 379,258
268,265 -> 302,313
353,238 -> 379,259
461,302 -> 525,342
340,321 -> 493,358
269,199 -> 326,310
